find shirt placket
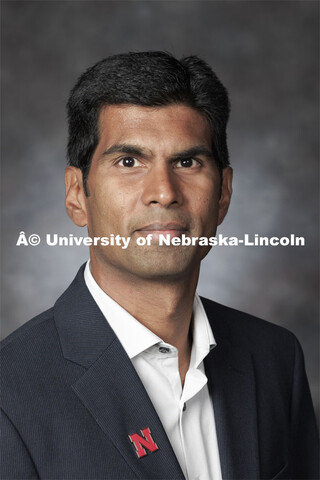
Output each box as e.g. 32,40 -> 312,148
158,344 -> 206,480
155,345 -> 190,479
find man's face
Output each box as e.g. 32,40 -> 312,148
66,104 -> 232,281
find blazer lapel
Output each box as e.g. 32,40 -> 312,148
72,337 -> 184,479
203,299 -> 260,480
54,265 -> 184,480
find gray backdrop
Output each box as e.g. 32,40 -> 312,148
2,0 -> 319,423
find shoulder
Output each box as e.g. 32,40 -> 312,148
1,307 -> 55,352
1,307 -> 60,391
1,264 -> 86,359
201,296 -> 299,357
0,304 -> 83,422
201,297 -> 308,398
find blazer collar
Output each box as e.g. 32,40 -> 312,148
54,264 -> 185,479
54,263 -> 116,368
202,297 -> 260,479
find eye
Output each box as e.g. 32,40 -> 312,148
176,158 -> 200,168
118,156 -> 141,167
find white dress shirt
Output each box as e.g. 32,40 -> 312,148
84,261 -> 222,480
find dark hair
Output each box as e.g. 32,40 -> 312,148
67,51 -> 230,195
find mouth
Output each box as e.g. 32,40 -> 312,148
134,222 -> 188,240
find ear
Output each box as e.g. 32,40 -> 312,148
218,166 -> 233,225
65,167 -> 88,227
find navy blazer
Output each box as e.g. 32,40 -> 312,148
1,265 -> 319,479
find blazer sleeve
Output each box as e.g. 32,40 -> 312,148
0,409 -> 39,479
289,337 -> 319,479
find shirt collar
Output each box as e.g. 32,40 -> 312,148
84,260 -> 216,362
190,294 -> 216,369
84,261 -> 161,358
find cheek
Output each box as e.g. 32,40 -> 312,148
87,184 -> 134,233
190,181 -> 220,217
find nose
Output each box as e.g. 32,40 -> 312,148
141,163 -> 182,208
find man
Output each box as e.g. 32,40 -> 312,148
1,51 -> 318,479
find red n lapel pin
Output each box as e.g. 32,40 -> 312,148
128,427 -> 159,458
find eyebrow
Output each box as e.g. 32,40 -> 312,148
101,143 -> 214,162
170,146 -> 214,162
102,144 -> 151,158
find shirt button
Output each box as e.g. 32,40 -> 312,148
159,346 -> 170,353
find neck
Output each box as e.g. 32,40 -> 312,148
89,257 -> 200,384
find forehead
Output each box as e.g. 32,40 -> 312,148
97,104 -> 212,154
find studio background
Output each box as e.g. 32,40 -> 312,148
2,0 -> 319,422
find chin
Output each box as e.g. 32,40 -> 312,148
125,247 -> 202,281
